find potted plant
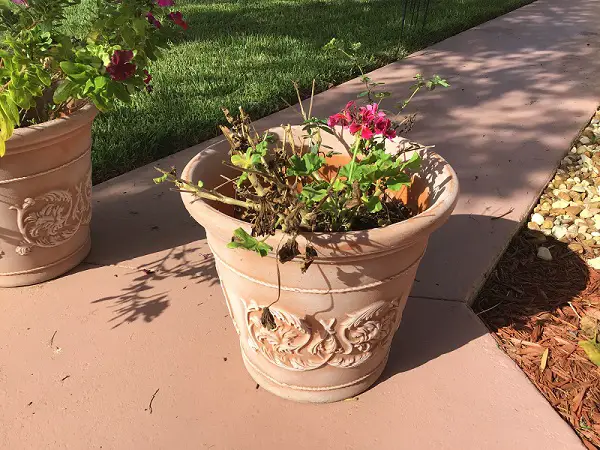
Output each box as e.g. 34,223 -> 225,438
156,41 -> 459,402
0,0 -> 187,287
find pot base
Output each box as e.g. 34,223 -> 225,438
241,348 -> 389,403
0,236 -> 91,288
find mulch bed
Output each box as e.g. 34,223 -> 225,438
475,230 -> 600,449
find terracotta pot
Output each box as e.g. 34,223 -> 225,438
181,127 -> 459,402
0,105 -> 96,287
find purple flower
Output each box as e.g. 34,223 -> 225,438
168,11 -> 188,30
146,12 -> 161,28
106,50 -> 136,82
10,0 -> 28,5
156,0 -> 174,6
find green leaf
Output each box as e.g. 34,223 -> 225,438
287,153 -> 325,177
35,67 -> 51,87
0,95 -> 19,125
94,76 -> 108,90
399,152 -> 421,172
53,79 -> 77,104
332,178 -> 347,192
227,228 -> 272,257
133,18 -> 147,37
387,173 -> 411,191
365,196 -> 383,213
300,184 -> 329,203
357,91 -> 369,98
153,172 -> 169,184
579,340 -> 600,367
60,61 -> 90,78
110,83 -> 131,104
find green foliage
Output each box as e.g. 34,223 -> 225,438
0,0 -> 185,155
227,228 -> 273,257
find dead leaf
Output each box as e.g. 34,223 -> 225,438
580,315 -> 600,340
540,348 -> 549,371
572,385 -> 589,416
583,308 -> 600,322
531,324 -> 542,342
581,438 -> 597,450
579,340 -> 600,367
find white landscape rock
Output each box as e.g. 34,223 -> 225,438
531,213 -> 545,226
587,256 -> 600,270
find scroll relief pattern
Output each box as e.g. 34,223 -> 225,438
10,174 -> 92,255
245,299 -> 403,371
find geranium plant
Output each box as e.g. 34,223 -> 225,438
0,0 -> 187,155
155,40 -> 448,274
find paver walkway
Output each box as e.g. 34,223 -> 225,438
2,0 -> 600,448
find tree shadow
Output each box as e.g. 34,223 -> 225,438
85,0 -> 600,330
90,245 -> 218,328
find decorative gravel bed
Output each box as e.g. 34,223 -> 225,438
527,109 -> 600,261
476,108 -> 600,449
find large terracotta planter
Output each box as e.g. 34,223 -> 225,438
181,127 -> 459,402
0,105 -> 96,287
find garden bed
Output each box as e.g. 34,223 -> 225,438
475,108 -> 600,449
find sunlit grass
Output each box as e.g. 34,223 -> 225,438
66,0 -> 535,183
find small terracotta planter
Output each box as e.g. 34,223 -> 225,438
0,105 -> 96,287
181,127 -> 459,402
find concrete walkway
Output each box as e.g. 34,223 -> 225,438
2,0 -> 600,448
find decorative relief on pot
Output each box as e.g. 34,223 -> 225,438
245,298 -> 402,371
10,173 -> 92,255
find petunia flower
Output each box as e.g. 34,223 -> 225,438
143,70 -> 152,85
106,50 -> 136,81
146,12 -> 161,28
10,0 -> 28,5
156,0 -> 175,6
168,11 -> 188,30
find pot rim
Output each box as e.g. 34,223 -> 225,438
7,103 -> 97,154
180,128 -> 459,256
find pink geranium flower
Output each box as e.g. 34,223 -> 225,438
327,101 -> 355,128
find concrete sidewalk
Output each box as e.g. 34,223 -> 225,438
2,0 -> 599,448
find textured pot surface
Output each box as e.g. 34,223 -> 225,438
181,127 -> 459,402
0,105 -> 96,287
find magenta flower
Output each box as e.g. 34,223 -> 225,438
327,101 -> 355,127
168,11 -> 188,30
156,0 -> 175,6
146,12 -> 161,28
348,122 -> 374,139
374,117 -> 396,139
10,0 -> 28,5
106,50 -> 136,81
143,70 -> 152,85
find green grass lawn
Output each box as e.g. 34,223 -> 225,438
67,0 -> 534,183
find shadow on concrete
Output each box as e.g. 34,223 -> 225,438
380,217 -> 590,380
88,245 -> 218,328
84,0 -> 599,329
